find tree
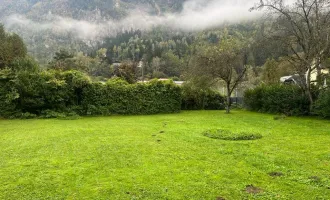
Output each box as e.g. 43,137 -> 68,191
161,51 -> 182,77
113,61 -> 138,84
189,38 -> 247,113
251,0 -> 330,111
0,24 -> 27,69
261,58 -> 297,84
50,49 -> 74,70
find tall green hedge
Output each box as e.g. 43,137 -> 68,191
81,79 -> 182,115
313,89 -> 330,118
0,69 -> 18,117
0,70 -> 90,117
244,84 -> 310,116
0,70 -> 181,118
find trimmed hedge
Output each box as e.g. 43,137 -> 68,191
244,84 -> 310,116
0,70 -> 91,117
81,79 -> 182,115
0,70 -> 181,118
181,86 -> 225,110
313,89 -> 330,118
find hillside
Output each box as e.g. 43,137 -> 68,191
0,0 -> 186,20
0,0 -> 188,63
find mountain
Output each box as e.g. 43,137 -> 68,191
0,0 -> 186,20
0,0 -> 188,64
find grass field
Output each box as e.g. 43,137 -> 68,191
1,111 -> 330,199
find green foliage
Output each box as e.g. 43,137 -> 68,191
313,89 -> 330,118
203,129 -> 262,141
261,58 -> 297,84
0,69 -> 90,117
244,84 -> 310,116
9,56 -> 39,72
0,68 -> 19,117
11,112 -> 38,119
82,79 -> 182,115
244,86 -> 263,111
0,68 -> 181,118
0,24 -> 27,69
40,110 -> 80,120
187,35 -> 248,113
261,58 -> 279,84
181,85 -> 225,110
112,62 -> 138,84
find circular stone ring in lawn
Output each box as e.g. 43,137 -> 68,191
203,129 -> 262,141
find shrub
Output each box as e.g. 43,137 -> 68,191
244,84 -> 310,116
313,89 -> 330,118
10,70 -> 90,115
17,112 -> 37,119
0,69 -> 181,118
203,129 -> 262,141
0,69 -> 20,117
40,110 -> 67,119
181,85 -> 225,110
244,86 -> 263,111
81,78 -> 182,115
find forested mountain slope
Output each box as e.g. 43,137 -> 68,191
0,0 -> 186,20
0,0 -> 189,63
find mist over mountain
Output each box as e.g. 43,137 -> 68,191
0,0 -> 186,20
0,0 -> 260,63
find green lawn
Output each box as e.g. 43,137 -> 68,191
1,111 -> 330,199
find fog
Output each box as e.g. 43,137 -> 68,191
3,0 -> 261,40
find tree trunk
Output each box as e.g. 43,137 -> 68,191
226,84 -> 231,114
306,88 -> 314,112
306,68 -> 314,113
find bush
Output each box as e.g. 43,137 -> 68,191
0,70 -> 181,118
313,89 -> 330,118
10,70 -> 90,115
81,79 -> 182,115
244,84 -> 310,116
181,85 -> 225,110
0,69 -> 20,117
40,110 -> 67,119
16,112 -> 37,119
244,86 -> 263,111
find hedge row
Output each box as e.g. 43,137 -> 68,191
0,70 -> 182,118
313,89 -> 330,118
82,79 -> 182,115
244,84 -> 310,116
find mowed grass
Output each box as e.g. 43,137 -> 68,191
1,111 -> 330,200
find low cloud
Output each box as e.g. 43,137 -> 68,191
3,0 -> 261,41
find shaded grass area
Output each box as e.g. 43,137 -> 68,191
0,111 -> 330,199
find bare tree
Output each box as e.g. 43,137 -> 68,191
190,38 -> 247,113
251,0 -> 330,111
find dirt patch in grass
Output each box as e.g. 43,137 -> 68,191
245,185 -> 263,194
203,129 -> 262,141
268,172 -> 284,177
